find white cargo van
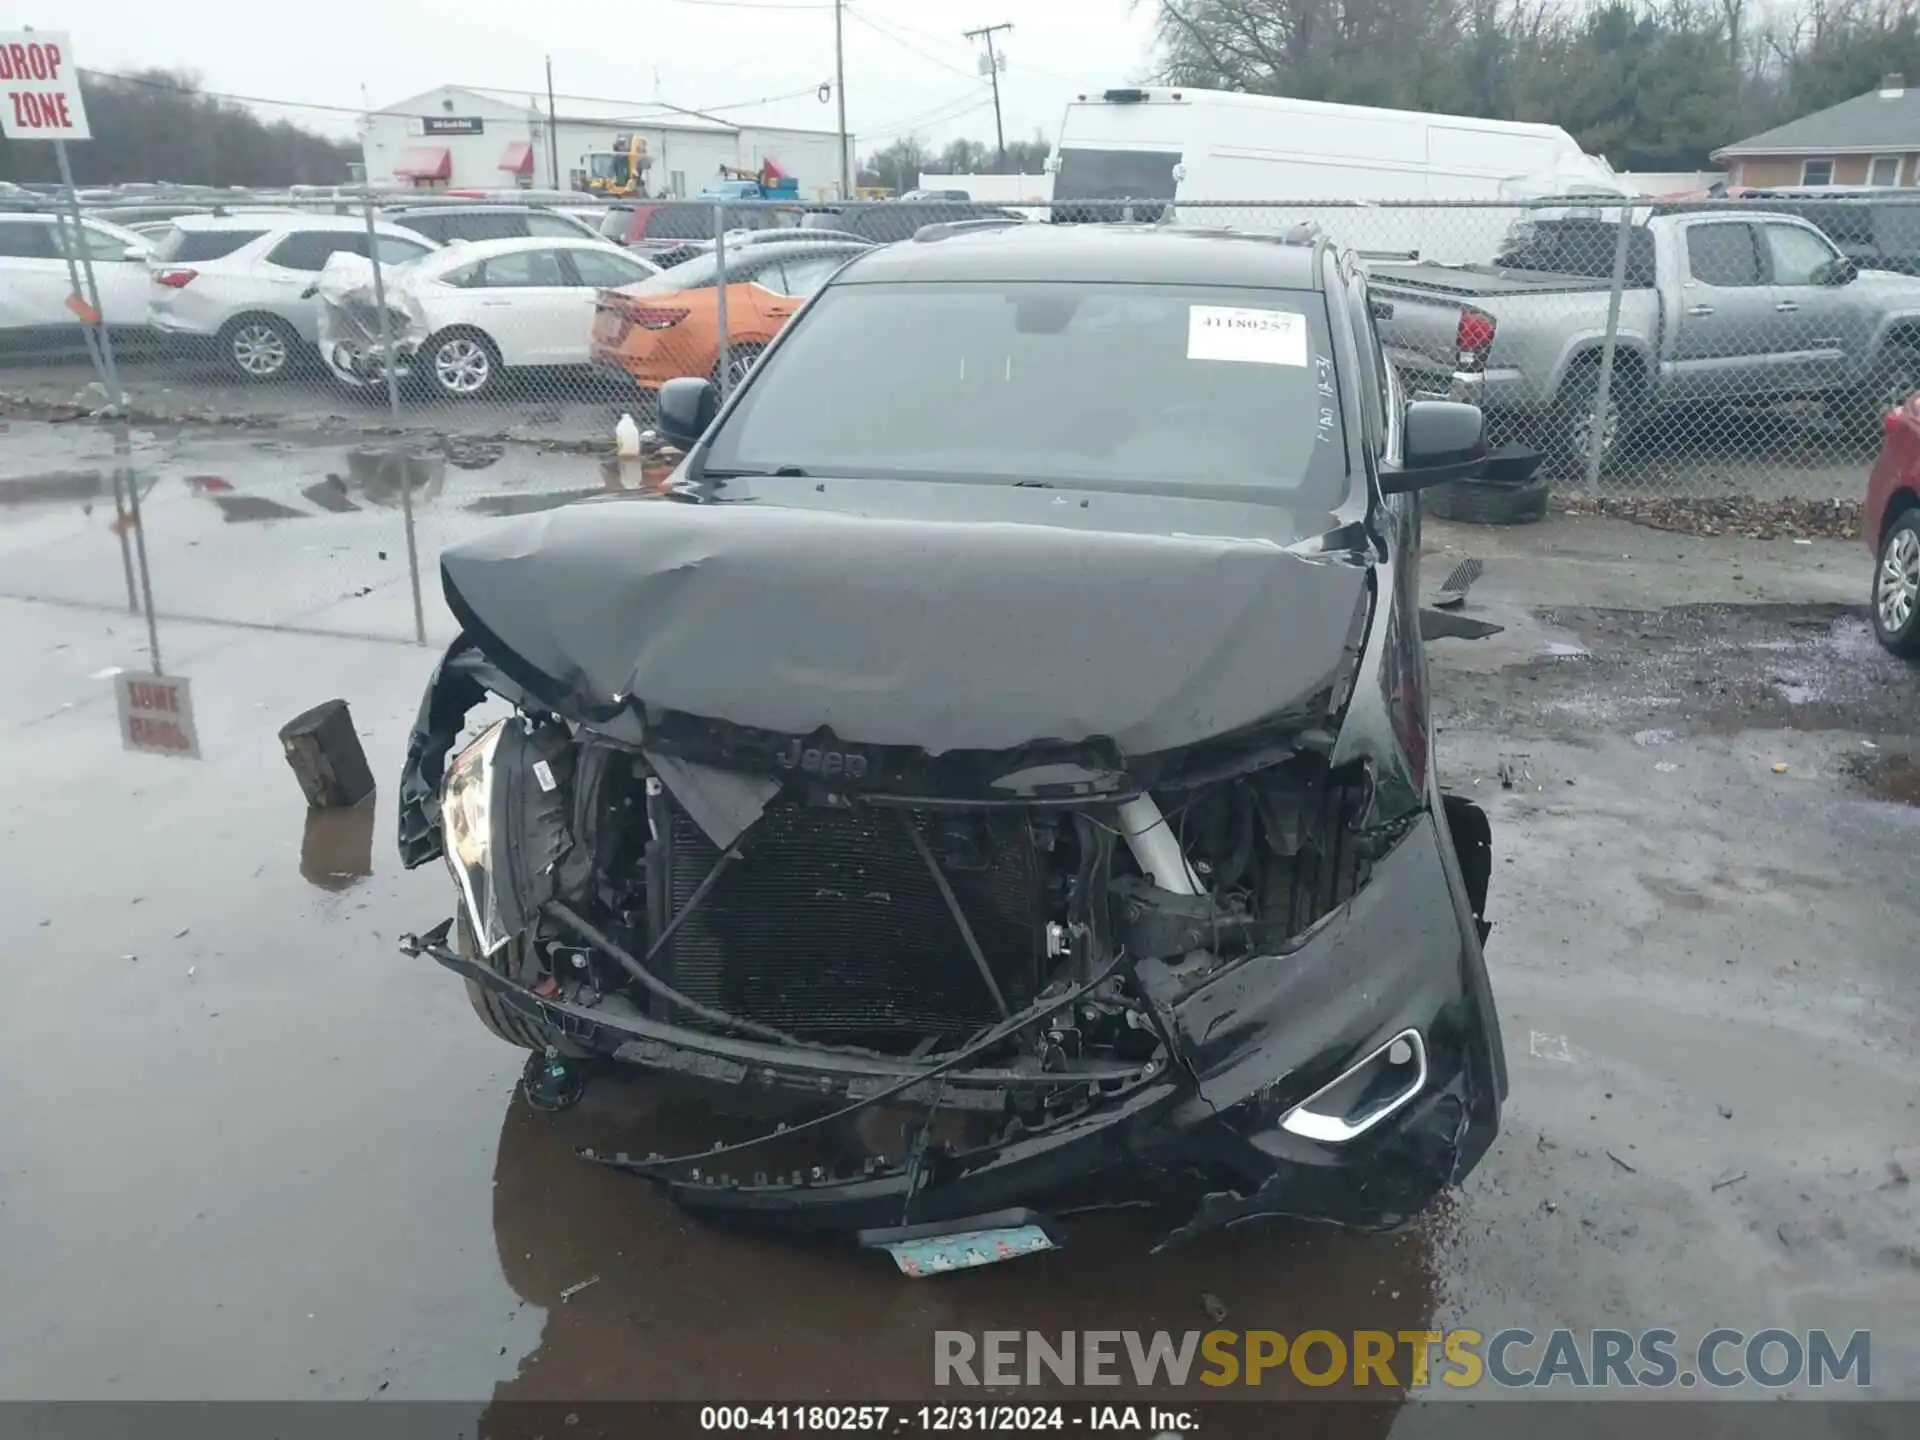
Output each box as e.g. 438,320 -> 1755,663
1050,87 -> 1623,262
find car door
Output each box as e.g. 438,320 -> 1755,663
0,217 -> 66,334
562,247 -> 660,362
1757,219 -> 1853,392
1668,220 -> 1776,400
67,220 -> 152,330
259,231 -> 356,338
469,248 -> 577,364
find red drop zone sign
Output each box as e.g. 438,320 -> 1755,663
0,31 -> 90,141
115,671 -> 201,760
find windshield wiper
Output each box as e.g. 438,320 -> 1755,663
699,465 -> 811,478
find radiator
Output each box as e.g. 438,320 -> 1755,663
662,799 -> 1045,1043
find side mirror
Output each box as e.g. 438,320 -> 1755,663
1380,400 -> 1487,494
657,376 -> 718,451
122,245 -> 149,263
1823,256 -> 1858,286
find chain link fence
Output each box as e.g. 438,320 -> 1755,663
11,191 -> 1920,503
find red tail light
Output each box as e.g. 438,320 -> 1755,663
1456,308 -> 1495,366
628,306 -> 689,330
155,268 -> 197,289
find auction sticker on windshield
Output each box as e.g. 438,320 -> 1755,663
1187,306 -> 1307,366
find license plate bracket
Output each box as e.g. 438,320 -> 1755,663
857,1208 -> 1062,1277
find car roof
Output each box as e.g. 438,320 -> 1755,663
833,223 -> 1326,289
415,235 -> 631,265
388,203 -> 568,216
171,212 -> 405,234
725,239 -> 867,259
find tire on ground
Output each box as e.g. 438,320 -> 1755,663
457,910 -> 589,1055
1871,508 -> 1920,658
423,328 -> 502,401
220,313 -> 299,383
1425,476 -> 1550,526
713,342 -> 765,393
1545,357 -> 1638,475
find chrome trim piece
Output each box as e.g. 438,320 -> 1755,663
1280,1027 -> 1428,1143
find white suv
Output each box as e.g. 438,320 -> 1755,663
149,214 -> 437,380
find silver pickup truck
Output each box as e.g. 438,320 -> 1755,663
1369,208 -> 1920,468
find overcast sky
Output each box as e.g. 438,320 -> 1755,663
52,0 -> 1162,157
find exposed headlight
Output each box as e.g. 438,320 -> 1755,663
442,719 -> 510,955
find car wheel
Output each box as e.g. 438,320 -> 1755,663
1547,361 -> 1636,475
714,342 -> 764,394
1425,476 -> 1550,526
1849,345 -> 1920,438
457,910 -> 589,1056
425,329 -> 501,400
1872,510 -> 1920,657
222,314 -> 298,382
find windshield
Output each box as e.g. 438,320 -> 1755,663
1054,148 -> 1180,203
586,154 -> 624,181
703,280 -> 1349,508
636,250 -> 728,291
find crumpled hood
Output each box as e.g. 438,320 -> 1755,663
439,484 -> 1371,757
314,252 -> 430,386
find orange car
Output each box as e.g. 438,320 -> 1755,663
591,239 -> 867,392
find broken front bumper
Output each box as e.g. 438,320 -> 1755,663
411,807 -> 1503,1238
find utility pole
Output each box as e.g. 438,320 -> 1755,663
964,23 -> 1013,168
545,56 -> 561,190
833,0 -> 851,197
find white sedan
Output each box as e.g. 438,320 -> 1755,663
333,237 -> 660,399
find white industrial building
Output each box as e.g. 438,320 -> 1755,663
361,85 -> 850,200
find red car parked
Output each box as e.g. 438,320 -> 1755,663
1868,394 -> 1920,655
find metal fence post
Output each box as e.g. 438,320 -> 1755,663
360,190 -> 427,647
55,138 -> 161,669
1583,200 -> 1636,495
714,201 -> 731,401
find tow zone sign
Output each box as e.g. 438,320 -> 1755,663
0,32 -> 90,140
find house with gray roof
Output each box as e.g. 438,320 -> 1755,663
1713,74 -> 1920,189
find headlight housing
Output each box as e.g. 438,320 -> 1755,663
442,719 -> 511,955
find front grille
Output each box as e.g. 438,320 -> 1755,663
662,799 -> 1045,1043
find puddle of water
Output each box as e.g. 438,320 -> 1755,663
300,804 -> 376,891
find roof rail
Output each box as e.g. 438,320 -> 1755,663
912,216 -> 1026,243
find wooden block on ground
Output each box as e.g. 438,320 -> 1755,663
278,699 -> 376,809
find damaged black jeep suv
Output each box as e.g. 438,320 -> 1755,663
398,221 -> 1509,1242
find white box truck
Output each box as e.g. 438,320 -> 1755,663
1050,87 -> 1624,262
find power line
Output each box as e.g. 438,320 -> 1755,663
860,94 -> 994,143
854,8 -> 1081,84
78,66 -> 827,128
845,10 -> 981,82
78,67 -> 370,119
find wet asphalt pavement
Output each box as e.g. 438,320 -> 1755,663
0,415 -> 1915,1426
